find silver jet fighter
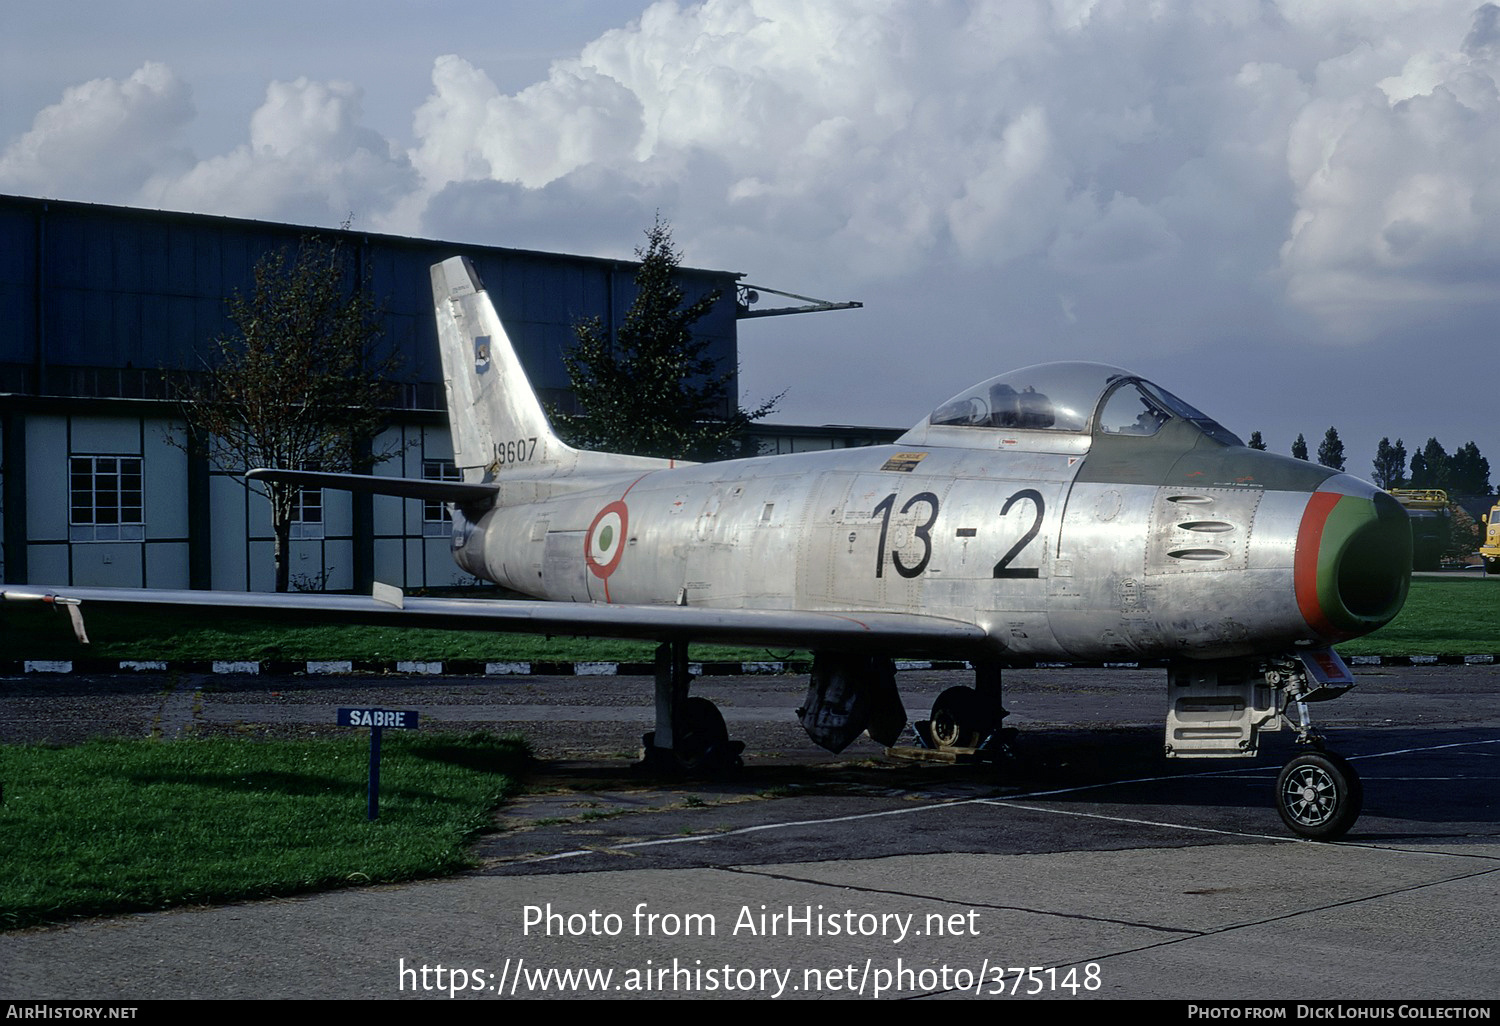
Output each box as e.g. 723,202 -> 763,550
6,257 -> 1412,839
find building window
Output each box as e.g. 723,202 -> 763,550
423,459 -> 460,536
290,485 -> 324,539
69,455 -> 144,541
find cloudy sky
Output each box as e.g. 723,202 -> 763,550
5,0 -> 1500,482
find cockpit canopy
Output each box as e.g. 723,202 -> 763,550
923,361 -> 1243,447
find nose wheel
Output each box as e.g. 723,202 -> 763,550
1275,751 -> 1362,840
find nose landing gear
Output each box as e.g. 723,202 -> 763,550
1166,650 -> 1365,840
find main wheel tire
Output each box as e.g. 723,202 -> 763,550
930,686 -> 984,749
674,696 -> 729,772
1275,751 -> 1362,840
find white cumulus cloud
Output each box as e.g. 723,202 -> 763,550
149,78 -> 417,227
0,62 -> 194,203
1280,2 -> 1500,337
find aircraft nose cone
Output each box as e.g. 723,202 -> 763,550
1294,483 -> 1411,641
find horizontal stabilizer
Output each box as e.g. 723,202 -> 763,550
245,468 -> 498,505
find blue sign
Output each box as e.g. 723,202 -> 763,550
337,708 -> 419,729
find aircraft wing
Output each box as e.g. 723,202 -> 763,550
0,586 -> 998,656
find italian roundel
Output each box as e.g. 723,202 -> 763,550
585,501 -> 629,579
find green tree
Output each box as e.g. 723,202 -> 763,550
1372,437 -> 1407,490
1247,430 -> 1267,451
175,233 -> 401,592
1411,438 -> 1450,490
556,215 -> 779,461
1292,433 -> 1308,460
1316,426 -> 1345,471
1449,441 -> 1492,496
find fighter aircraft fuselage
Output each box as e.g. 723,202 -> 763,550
454,376 -> 1408,668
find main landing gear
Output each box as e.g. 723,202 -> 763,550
638,640 -> 743,773
906,658 -> 1015,761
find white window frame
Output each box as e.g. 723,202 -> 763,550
422,459 -> 460,536
69,455 -> 145,542
290,485 -> 324,540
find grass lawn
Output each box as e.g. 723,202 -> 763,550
0,732 -> 529,930
1340,577 -> 1500,657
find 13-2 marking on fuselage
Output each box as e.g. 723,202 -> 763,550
870,488 -> 1046,580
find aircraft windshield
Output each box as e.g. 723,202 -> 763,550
927,362 -> 1243,445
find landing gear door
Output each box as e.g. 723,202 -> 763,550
1296,648 -> 1355,701
1165,659 -> 1282,758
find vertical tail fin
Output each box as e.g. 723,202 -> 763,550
431,256 -> 684,480
432,256 -> 564,480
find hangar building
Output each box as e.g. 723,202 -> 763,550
0,195 -> 747,592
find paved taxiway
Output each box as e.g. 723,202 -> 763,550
2,666 -> 1498,1000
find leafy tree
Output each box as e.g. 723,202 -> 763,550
1409,447 -> 1428,488
1316,426 -> 1345,471
1372,437 -> 1407,490
1411,438 -> 1450,490
175,233 -> 401,592
1449,441 -> 1492,496
1247,430 -> 1267,451
1291,433 -> 1308,460
556,215 -> 779,461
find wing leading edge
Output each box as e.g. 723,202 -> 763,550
0,585 -> 998,656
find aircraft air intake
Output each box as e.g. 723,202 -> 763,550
1295,485 -> 1412,640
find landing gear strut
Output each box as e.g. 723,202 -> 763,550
639,640 -> 742,773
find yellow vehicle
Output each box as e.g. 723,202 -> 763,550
1482,498 -> 1500,575
1390,488 -> 1451,571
